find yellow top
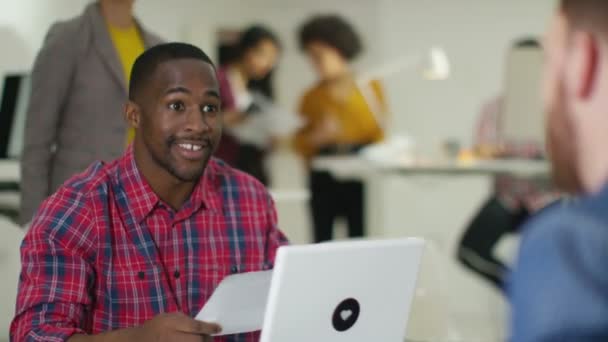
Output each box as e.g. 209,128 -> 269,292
108,24 -> 145,146
294,79 -> 388,160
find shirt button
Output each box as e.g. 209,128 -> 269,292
174,270 -> 180,279
231,266 -> 238,273
138,271 -> 145,280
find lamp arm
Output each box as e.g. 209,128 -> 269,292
356,54 -> 423,85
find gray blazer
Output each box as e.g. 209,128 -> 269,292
20,3 -> 163,224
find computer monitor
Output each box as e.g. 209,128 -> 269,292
0,73 -> 30,159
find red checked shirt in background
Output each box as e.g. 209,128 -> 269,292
10,147 -> 288,342
475,96 -> 558,213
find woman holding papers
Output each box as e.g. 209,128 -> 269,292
215,25 -> 282,185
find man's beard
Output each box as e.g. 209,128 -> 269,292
546,80 -> 581,193
147,135 -> 211,183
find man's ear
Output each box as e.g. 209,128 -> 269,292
571,31 -> 599,100
125,101 -> 141,128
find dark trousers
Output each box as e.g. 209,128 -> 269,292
236,144 -> 268,186
457,197 -> 529,290
215,133 -> 269,186
309,171 -> 365,243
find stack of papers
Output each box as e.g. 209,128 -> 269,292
195,270 -> 273,336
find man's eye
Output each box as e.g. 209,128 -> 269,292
168,101 -> 185,111
202,104 -> 219,113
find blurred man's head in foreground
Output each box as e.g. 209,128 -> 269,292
543,0 -> 608,193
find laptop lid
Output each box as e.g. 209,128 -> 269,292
260,238 -> 424,342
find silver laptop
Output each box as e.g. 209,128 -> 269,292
260,238 -> 424,342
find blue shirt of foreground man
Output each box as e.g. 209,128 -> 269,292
509,1 -> 608,341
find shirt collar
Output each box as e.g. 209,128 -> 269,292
175,162 -> 222,222
116,147 -> 222,224
116,147 -> 159,224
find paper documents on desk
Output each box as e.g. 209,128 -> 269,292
195,270 -> 273,336
360,135 -> 416,165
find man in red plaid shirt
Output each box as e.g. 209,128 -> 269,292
10,42 -> 288,342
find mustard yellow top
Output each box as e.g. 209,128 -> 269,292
294,79 -> 388,160
108,24 -> 145,146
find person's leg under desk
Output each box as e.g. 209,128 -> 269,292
342,180 -> 365,239
457,196 -> 517,290
310,171 -> 338,242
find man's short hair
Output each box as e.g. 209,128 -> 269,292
561,0 -> 608,35
129,42 -> 215,100
298,15 -> 363,61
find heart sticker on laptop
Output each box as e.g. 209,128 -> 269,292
332,298 -> 360,332
340,310 -> 352,321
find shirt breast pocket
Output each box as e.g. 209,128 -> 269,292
97,260 -> 174,330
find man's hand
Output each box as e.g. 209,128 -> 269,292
68,312 -> 221,342
136,312 -> 221,342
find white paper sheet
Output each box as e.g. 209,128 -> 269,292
195,270 -> 273,336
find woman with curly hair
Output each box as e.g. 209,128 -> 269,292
295,15 -> 388,242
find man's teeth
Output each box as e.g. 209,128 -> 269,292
178,143 -> 203,151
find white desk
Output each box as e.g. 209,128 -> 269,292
313,155 -> 550,236
312,155 -> 550,179
312,154 -> 550,239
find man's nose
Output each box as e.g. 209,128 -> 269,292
183,109 -> 211,133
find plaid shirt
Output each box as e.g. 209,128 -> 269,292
11,148 -> 288,342
475,96 -> 558,212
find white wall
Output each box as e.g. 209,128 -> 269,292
0,0 -> 86,74
184,0 -> 557,156
377,0 -> 557,156
183,0 -> 384,116
1,0 -> 557,151
0,0 -> 186,73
